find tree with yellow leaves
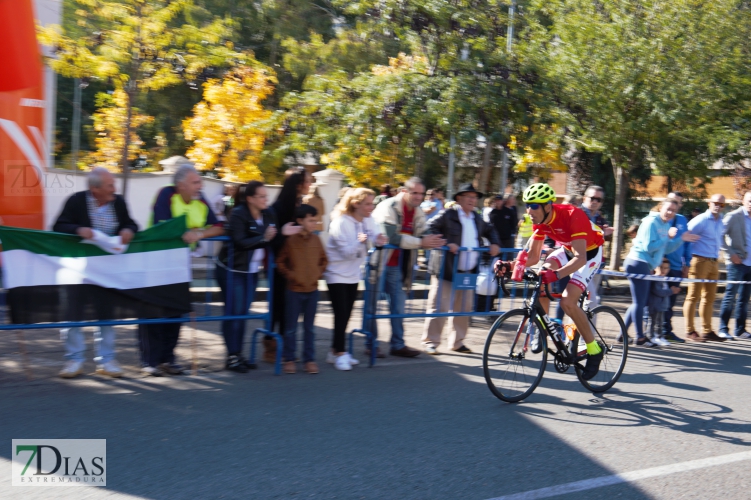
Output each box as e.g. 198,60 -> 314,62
183,64 -> 276,182
38,0 -> 240,196
84,90 -> 153,171
510,126 -> 568,180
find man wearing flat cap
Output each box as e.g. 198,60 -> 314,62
421,183 -> 500,354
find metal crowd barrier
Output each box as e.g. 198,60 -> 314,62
348,244 -> 532,367
0,236 -> 285,376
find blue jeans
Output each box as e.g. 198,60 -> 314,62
662,269 -> 683,334
623,259 -> 652,339
719,263 -> 751,336
284,290 -> 318,363
366,266 -> 406,350
63,326 -> 116,363
215,266 -> 258,356
555,275 -> 570,321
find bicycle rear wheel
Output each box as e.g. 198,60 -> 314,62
572,305 -> 628,393
483,309 -> 547,403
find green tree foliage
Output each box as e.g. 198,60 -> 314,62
39,0 -> 240,195
273,0 -> 550,188
524,0 -> 751,268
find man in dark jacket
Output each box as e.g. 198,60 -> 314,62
53,167 -> 138,379
140,164 -> 224,376
421,184 -> 500,354
489,193 -> 518,256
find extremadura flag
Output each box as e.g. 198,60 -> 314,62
0,217 -> 192,324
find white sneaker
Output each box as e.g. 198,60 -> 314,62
717,331 -> 734,340
96,360 -> 123,378
334,354 -> 352,371
141,366 -> 162,377
344,353 -> 360,365
327,352 -> 360,365
59,360 -> 84,379
652,336 -> 671,347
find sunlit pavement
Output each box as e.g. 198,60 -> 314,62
2,295 -> 751,499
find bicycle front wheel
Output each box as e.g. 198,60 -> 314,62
483,309 -> 547,403
573,305 -> 628,393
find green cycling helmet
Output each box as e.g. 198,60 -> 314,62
522,183 -> 556,204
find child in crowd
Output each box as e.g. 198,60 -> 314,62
276,204 -> 328,374
646,259 -> 681,347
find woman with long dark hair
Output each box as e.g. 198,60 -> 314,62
216,180 -> 277,372
265,167 -> 312,362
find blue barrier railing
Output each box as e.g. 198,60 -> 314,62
0,236 -> 285,375
348,244 -> 528,367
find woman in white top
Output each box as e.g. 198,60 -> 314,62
324,188 -> 388,371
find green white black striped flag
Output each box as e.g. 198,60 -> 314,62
0,217 -> 192,324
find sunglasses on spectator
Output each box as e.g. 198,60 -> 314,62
526,203 -> 543,210
588,196 -> 603,203
711,202 -> 725,207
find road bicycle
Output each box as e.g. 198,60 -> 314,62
482,268 -> 628,402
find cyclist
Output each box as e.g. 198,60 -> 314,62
495,183 -> 605,380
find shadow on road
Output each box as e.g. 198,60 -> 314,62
0,327 -> 657,499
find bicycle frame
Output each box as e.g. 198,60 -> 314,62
501,269 -> 591,372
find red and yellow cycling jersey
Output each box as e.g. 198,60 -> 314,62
532,204 -> 604,251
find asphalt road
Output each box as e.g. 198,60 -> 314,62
1,295 -> 750,499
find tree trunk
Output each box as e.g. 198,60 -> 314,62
414,140 -> 425,178
609,157 -> 629,270
479,138 -> 493,193
120,81 -> 136,199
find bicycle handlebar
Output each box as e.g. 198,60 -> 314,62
497,269 -> 561,301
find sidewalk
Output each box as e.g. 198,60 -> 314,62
0,291 -> 737,385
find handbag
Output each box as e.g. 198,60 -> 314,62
475,264 -> 498,296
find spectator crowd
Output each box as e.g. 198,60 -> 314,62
8,165 -> 751,379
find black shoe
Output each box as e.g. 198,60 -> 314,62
242,357 -> 257,369
452,345 -> 472,354
663,331 -> 685,344
159,363 -> 185,375
390,346 -> 421,358
226,355 -> 249,373
582,350 -> 603,380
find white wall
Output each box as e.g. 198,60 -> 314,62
312,168 -> 346,240
41,169 -> 333,233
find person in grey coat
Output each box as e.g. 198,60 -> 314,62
647,259 -> 681,347
719,191 -> 751,339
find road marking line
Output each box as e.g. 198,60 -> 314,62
487,450 -> 751,500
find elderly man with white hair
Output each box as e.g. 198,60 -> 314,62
53,167 -> 138,378
137,164 -> 224,376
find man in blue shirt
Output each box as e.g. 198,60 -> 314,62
719,191 -> 751,339
684,193 -> 726,342
580,186 -> 614,311
662,192 -> 692,343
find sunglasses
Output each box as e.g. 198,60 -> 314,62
712,202 -> 725,207
526,203 -> 543,210
589,196 -> 603,203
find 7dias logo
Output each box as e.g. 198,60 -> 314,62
12,439 -> 106,487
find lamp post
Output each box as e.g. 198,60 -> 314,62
499,0 -> 516,194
